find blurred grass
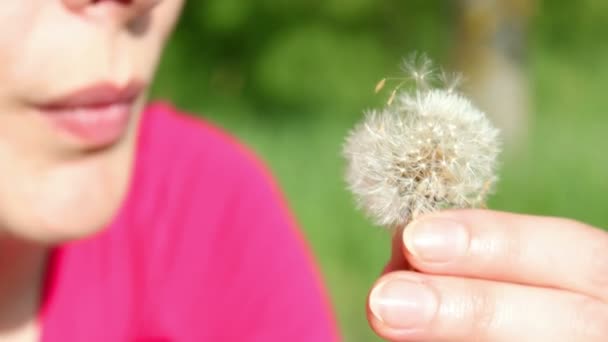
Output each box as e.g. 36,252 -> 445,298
150,2 -> 608,340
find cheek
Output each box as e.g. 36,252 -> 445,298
122,2 -> 182,89
159,0 -> 185,30
149,0 -> 184,49
0,3 -> 38,48
0,3 -> 40,97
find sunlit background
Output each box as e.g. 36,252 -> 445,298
150,1 -> 608,340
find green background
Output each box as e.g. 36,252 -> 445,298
150,1 -> 608,340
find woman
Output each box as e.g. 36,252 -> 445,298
0,1 -> 337,340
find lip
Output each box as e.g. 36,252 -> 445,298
37,81 -> 145,147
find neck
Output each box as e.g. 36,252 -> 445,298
0,235 -> 48,334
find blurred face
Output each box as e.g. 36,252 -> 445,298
0,0 -> 184,243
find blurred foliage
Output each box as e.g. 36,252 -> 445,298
153,0 -> 453,121
151,1 -> 608,341
153,0 -> 608,120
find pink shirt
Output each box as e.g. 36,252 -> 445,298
40,102 -> 339,341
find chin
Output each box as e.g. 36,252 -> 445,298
13,179 -> 130,246
40,197 -> 126,244
40,158 -> 133,245
0,193 -> 128,246
0,139 -> 135,246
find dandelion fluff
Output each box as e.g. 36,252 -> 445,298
343,58 -> 501,229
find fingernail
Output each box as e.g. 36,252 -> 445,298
404,218 -> 469,263
369,277 -> 437,331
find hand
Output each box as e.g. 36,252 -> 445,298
366,209 -> 608,341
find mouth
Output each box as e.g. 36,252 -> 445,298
36,80 -> 145,148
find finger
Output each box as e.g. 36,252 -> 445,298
367,271 -> 608,342
383,229 -> 410,274
400,209 -> 608,301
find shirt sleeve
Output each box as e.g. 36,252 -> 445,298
134,106 -> 340,341
146,151 -> 341,341
212,157 -> 340,341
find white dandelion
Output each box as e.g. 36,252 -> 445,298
343,55 -> 501,229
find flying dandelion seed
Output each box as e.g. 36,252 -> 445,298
343,54 -> 501,229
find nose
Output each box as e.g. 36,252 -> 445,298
62,0 -> 160,23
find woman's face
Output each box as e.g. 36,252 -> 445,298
0,0 -> 184,243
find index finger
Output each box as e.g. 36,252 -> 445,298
401,209 -> 608,301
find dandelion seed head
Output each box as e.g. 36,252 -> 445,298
343,57 -> 501,229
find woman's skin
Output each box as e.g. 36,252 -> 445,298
367,209 -> 608,341
0,1 -> 183,340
